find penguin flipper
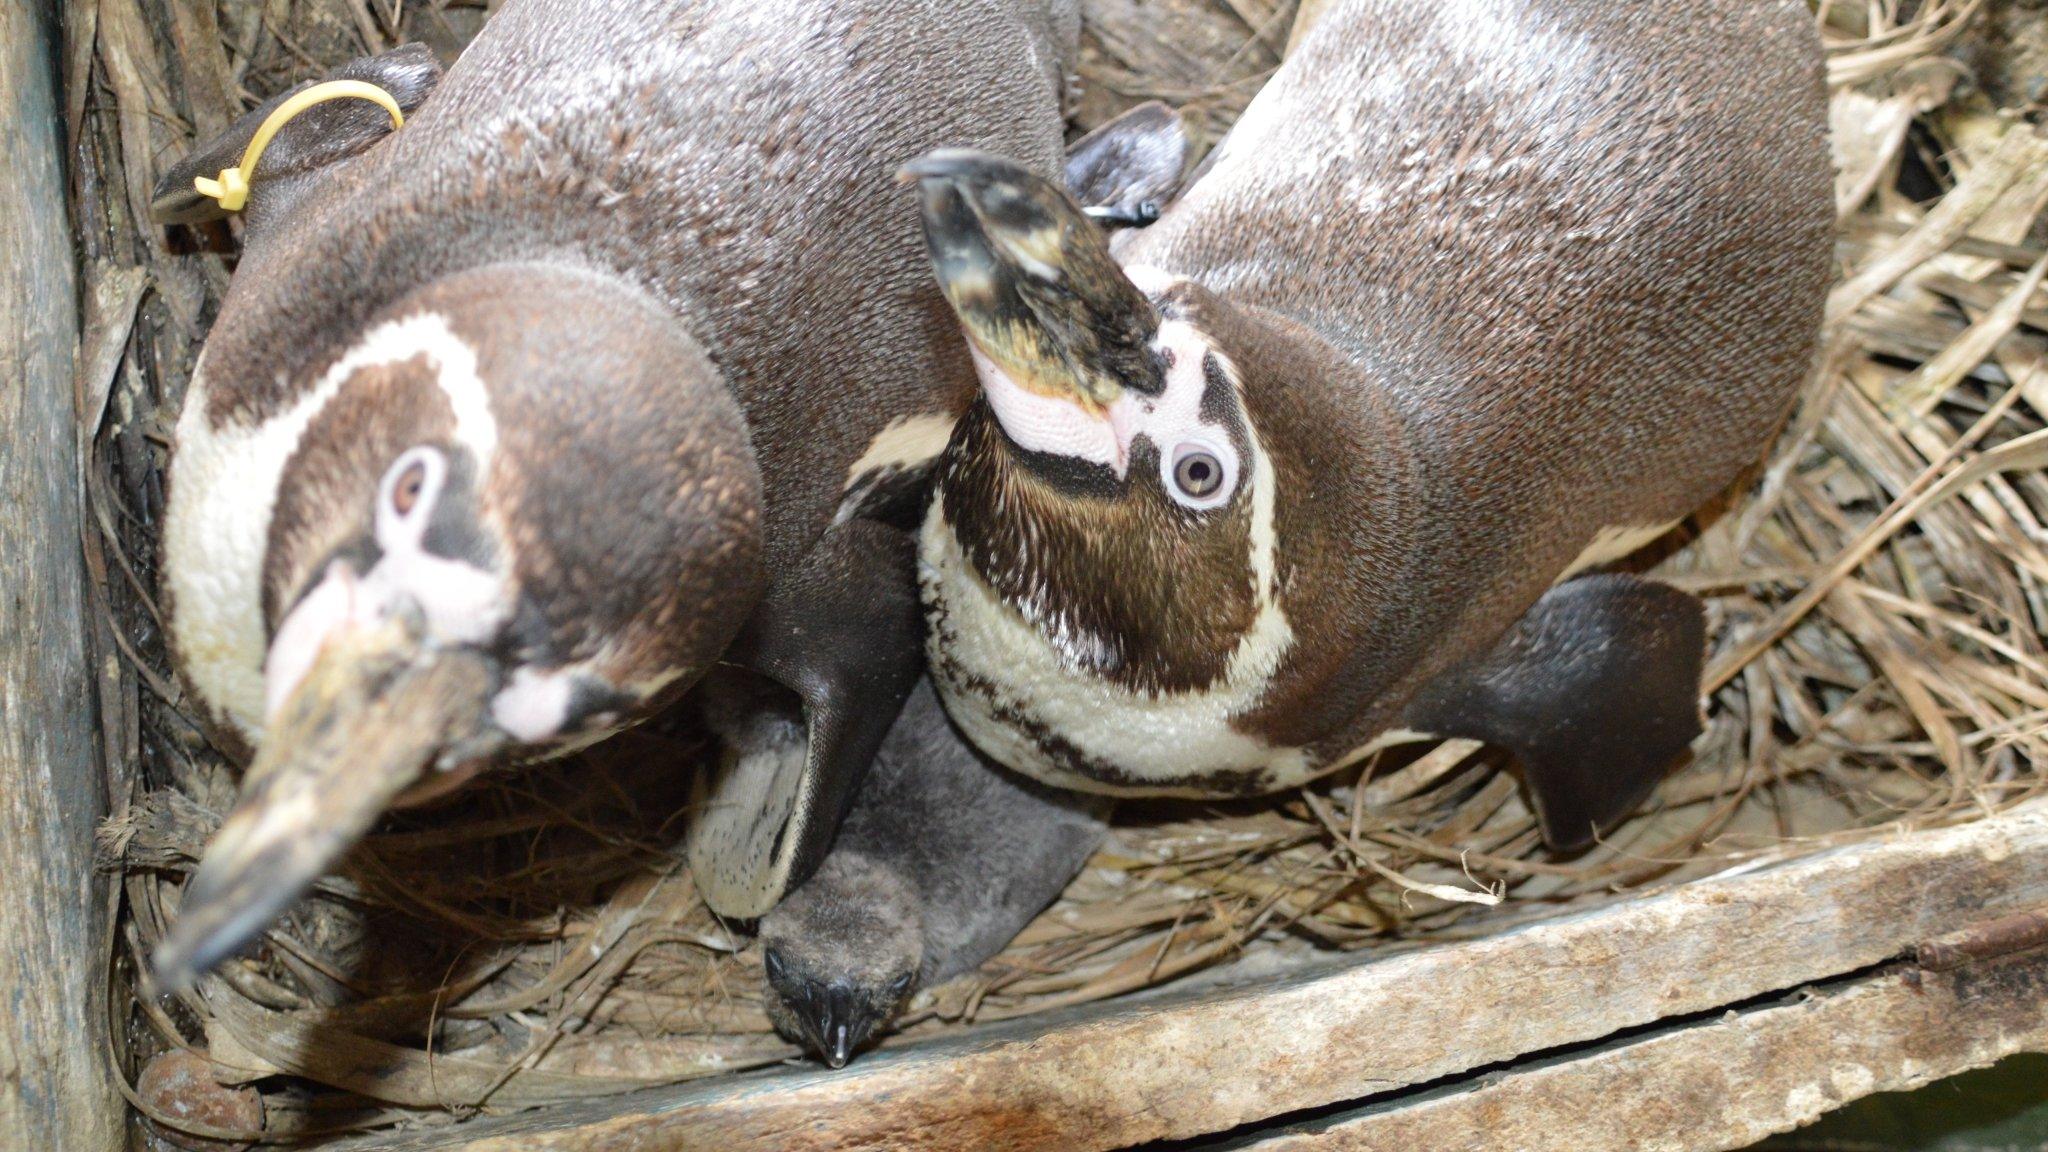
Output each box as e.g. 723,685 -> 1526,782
1403,573 -> 1707,853
688,519 -> 924,919
151,43 -> 443,225
1065,101 -> 1191,227
759,680 -> 1108,1066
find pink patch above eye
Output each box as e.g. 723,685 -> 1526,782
263,565 -> 361,721
971,346 -> 1127,474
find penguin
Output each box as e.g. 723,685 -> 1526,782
903,0 -> 1833,852
147,0 -> 1083,988
751,102 -> 1189,1070
758,681 -> 1108,1067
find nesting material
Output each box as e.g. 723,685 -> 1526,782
76,0 -> 2048,1144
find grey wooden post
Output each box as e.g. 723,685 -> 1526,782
0,0 -> 121,1147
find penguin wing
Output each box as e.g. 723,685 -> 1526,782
151,43 -> 443,225
1064,101 -> 1191,226
688,518 -> 925,919
1403,574 -> 1708,853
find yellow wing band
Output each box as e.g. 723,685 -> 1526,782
194,80 -> 406,212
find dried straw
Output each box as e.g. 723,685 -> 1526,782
72,0 -> 2048,1145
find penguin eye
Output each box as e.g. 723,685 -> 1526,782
1165,442 -> 1236,509
1175,452 -> 1222,497
391,461 -> 428,517
379,447 -> 445,529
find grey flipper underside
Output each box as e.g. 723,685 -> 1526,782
759,680 -> 1108,1066
1065,101 -> 1190,228
1403,574 -> 1707,853
688,519 -> 924,919
150,44 -> 442,225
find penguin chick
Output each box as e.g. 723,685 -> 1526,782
759,853 -> 921,1069
758,680 -> 1107,1068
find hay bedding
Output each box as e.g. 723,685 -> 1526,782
72,0 -> 2048,1144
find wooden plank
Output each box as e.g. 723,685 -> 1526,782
0,1 -> 118,1150
1232,941 -> 2048,1152
345,799 -> 2048,1152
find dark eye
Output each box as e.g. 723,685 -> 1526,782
391,460 -> 428,516
1173,450 -> 1224,499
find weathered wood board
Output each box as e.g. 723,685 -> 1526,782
341,799 -> 2048,1152
0,1 -> 120,1150
1237,942 -> 2048,1151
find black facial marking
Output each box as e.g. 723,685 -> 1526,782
1008,442 -> 1126,501
562,674 -> 635,734
1199,353 -> 1237,425
417,449 -> 497,569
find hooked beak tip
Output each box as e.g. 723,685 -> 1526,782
151,631 -> 497,997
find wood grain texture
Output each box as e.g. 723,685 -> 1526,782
1236,943 -> 2048,1151
0,1 -> 116,1149
342,800 -> 2048,1152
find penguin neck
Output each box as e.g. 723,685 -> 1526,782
937,404 -> 1265,696
1188,295 -> 1441,753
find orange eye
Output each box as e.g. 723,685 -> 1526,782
391,461 -> 428,516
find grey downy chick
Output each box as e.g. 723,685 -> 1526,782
758,680 -> 1109,1068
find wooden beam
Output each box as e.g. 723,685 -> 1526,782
0,2 -> 117,1149
1235,943 -> 2048,1151
344,800 -> 2048,1152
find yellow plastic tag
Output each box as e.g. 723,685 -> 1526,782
195,79 -> 406,212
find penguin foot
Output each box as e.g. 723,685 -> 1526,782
1404,573 -> 1708,851
759,851 -> 922,1069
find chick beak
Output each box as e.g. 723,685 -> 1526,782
150,616 -> 495,993
900,148 -> 1161,411
798,983 -> 885,1070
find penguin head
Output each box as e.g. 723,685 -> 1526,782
156,262 -> 764,989
757,852 -> 923,1069
904,151 -> 1272,694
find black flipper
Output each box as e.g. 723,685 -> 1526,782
688,519 -> 924,919
1403,574 -> 1707,852
151,44 -> 442,225
759,680 -> 1108,1067
1065,101 -> 1190,227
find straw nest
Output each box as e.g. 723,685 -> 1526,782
76,0 -> 2048,1145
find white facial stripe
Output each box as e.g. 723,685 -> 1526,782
1112,319 -> 1242,509
388,313 -> 498,463
972,344 -> 1124,472
974,307 -> 1246,504
165,312 -> 497,741
842,412 -> 958,489
924,504 -> 1306,792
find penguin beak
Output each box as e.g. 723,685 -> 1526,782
796,982 -> 890,1070
150,615 -> 496,993
901,149 -> 1162,413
